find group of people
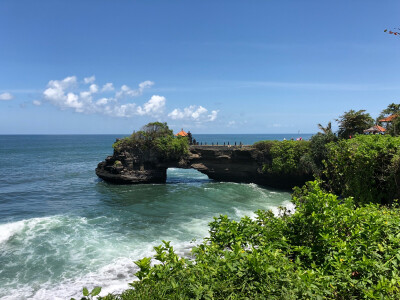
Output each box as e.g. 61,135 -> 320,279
283,137 -> 303,141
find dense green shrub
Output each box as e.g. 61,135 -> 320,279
263,140 -> 311,175
253,140 -> 277,152
155,135 -> 189,160
112,122 -> 189,160
324,135 -> 400,205
98,181 -> 400,299
308,132 -> 338,176
254,136 -> 340,178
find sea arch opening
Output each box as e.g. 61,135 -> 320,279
166,167 -> 212,184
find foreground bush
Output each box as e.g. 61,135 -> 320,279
99,181 -> 400,299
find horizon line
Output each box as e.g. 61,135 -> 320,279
0,132 -> 317,135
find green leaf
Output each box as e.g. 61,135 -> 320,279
90,286 -> 101,296
82,287 -> 89,296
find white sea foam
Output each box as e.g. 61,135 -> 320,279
0,213 -> 203,300
0,239 -> 200,300
0,220 -> 25,244
179,217 -> 210,238
0,216 -> 63,245
0,256 -> 139,300
31,256 -> 139,300
233,207 -> 257,219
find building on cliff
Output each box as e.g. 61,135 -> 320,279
175,129 -> 188,137
176,129 -> 193,144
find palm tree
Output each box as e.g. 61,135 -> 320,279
317,122 -> 332,135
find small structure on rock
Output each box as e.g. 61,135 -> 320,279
364,125 -> 386,135
175,129 -> 188,137
175,128 -> 193,144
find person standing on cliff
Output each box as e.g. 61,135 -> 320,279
187,131 -> 193,145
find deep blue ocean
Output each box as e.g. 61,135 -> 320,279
0,134 -> 308,299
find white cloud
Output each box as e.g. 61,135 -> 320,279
0,92 -> 14,101
84,76 -> 95,84
33,100 -> 41,106
89,84 -> 98,93
101,83 -> 114,92
41,76 -> 215,120
103,103 -> 138,118
168,105 -> 218,122
96,98 -> 110,105
116,80 -> 154,98
139,80 -> 154,90
208,110 -> 218,121
43,76 -> 82,110
41,76 -> 169,118
137,95 -> 166,116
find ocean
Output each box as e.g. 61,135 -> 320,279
0,134 -> 307,299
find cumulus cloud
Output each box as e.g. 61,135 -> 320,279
84,76 -> 95,84
43,76 -> 83,111
137,95 -> 165,116
96,98 -> 111,105
116,80 -> 154,98
103,103 -> 138,118
208,110 -> 218,121
42,76 -> 165,118
33,100 -> 42,106
101,83 -> 114,92
0,92 -> 14,101
168,105 -> 218,122
41,76 -> 217,121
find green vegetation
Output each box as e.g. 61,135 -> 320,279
324,135 -> 400,205
112,122 -> 189,160
307,130 -> 338,176
254,132 -> 336,179
98,181 -> 400,299
260,140 -> 311,175
71,286 -> 101,300
94,107 -> 400,298
378,103 -> 400,136
255,134 -> 400,206
336,109 -> 374,139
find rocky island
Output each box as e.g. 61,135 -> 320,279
96,122 -> 312,189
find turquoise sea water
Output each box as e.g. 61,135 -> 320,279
0,134 -> 299,299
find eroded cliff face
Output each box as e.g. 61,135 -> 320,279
95,144 -> 312,189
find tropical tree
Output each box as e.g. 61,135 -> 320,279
381,103 -> 400,116
377,103 -> 400,136
336,109 -> 374,139
317,122 -> 333,135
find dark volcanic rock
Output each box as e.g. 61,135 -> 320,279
95,144 -> 312,189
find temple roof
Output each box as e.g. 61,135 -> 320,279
364,125 -> 386,133
175,129 -> 188,137
379,114 -> 398,122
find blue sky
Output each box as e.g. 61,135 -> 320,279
1,1 -> 399,134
